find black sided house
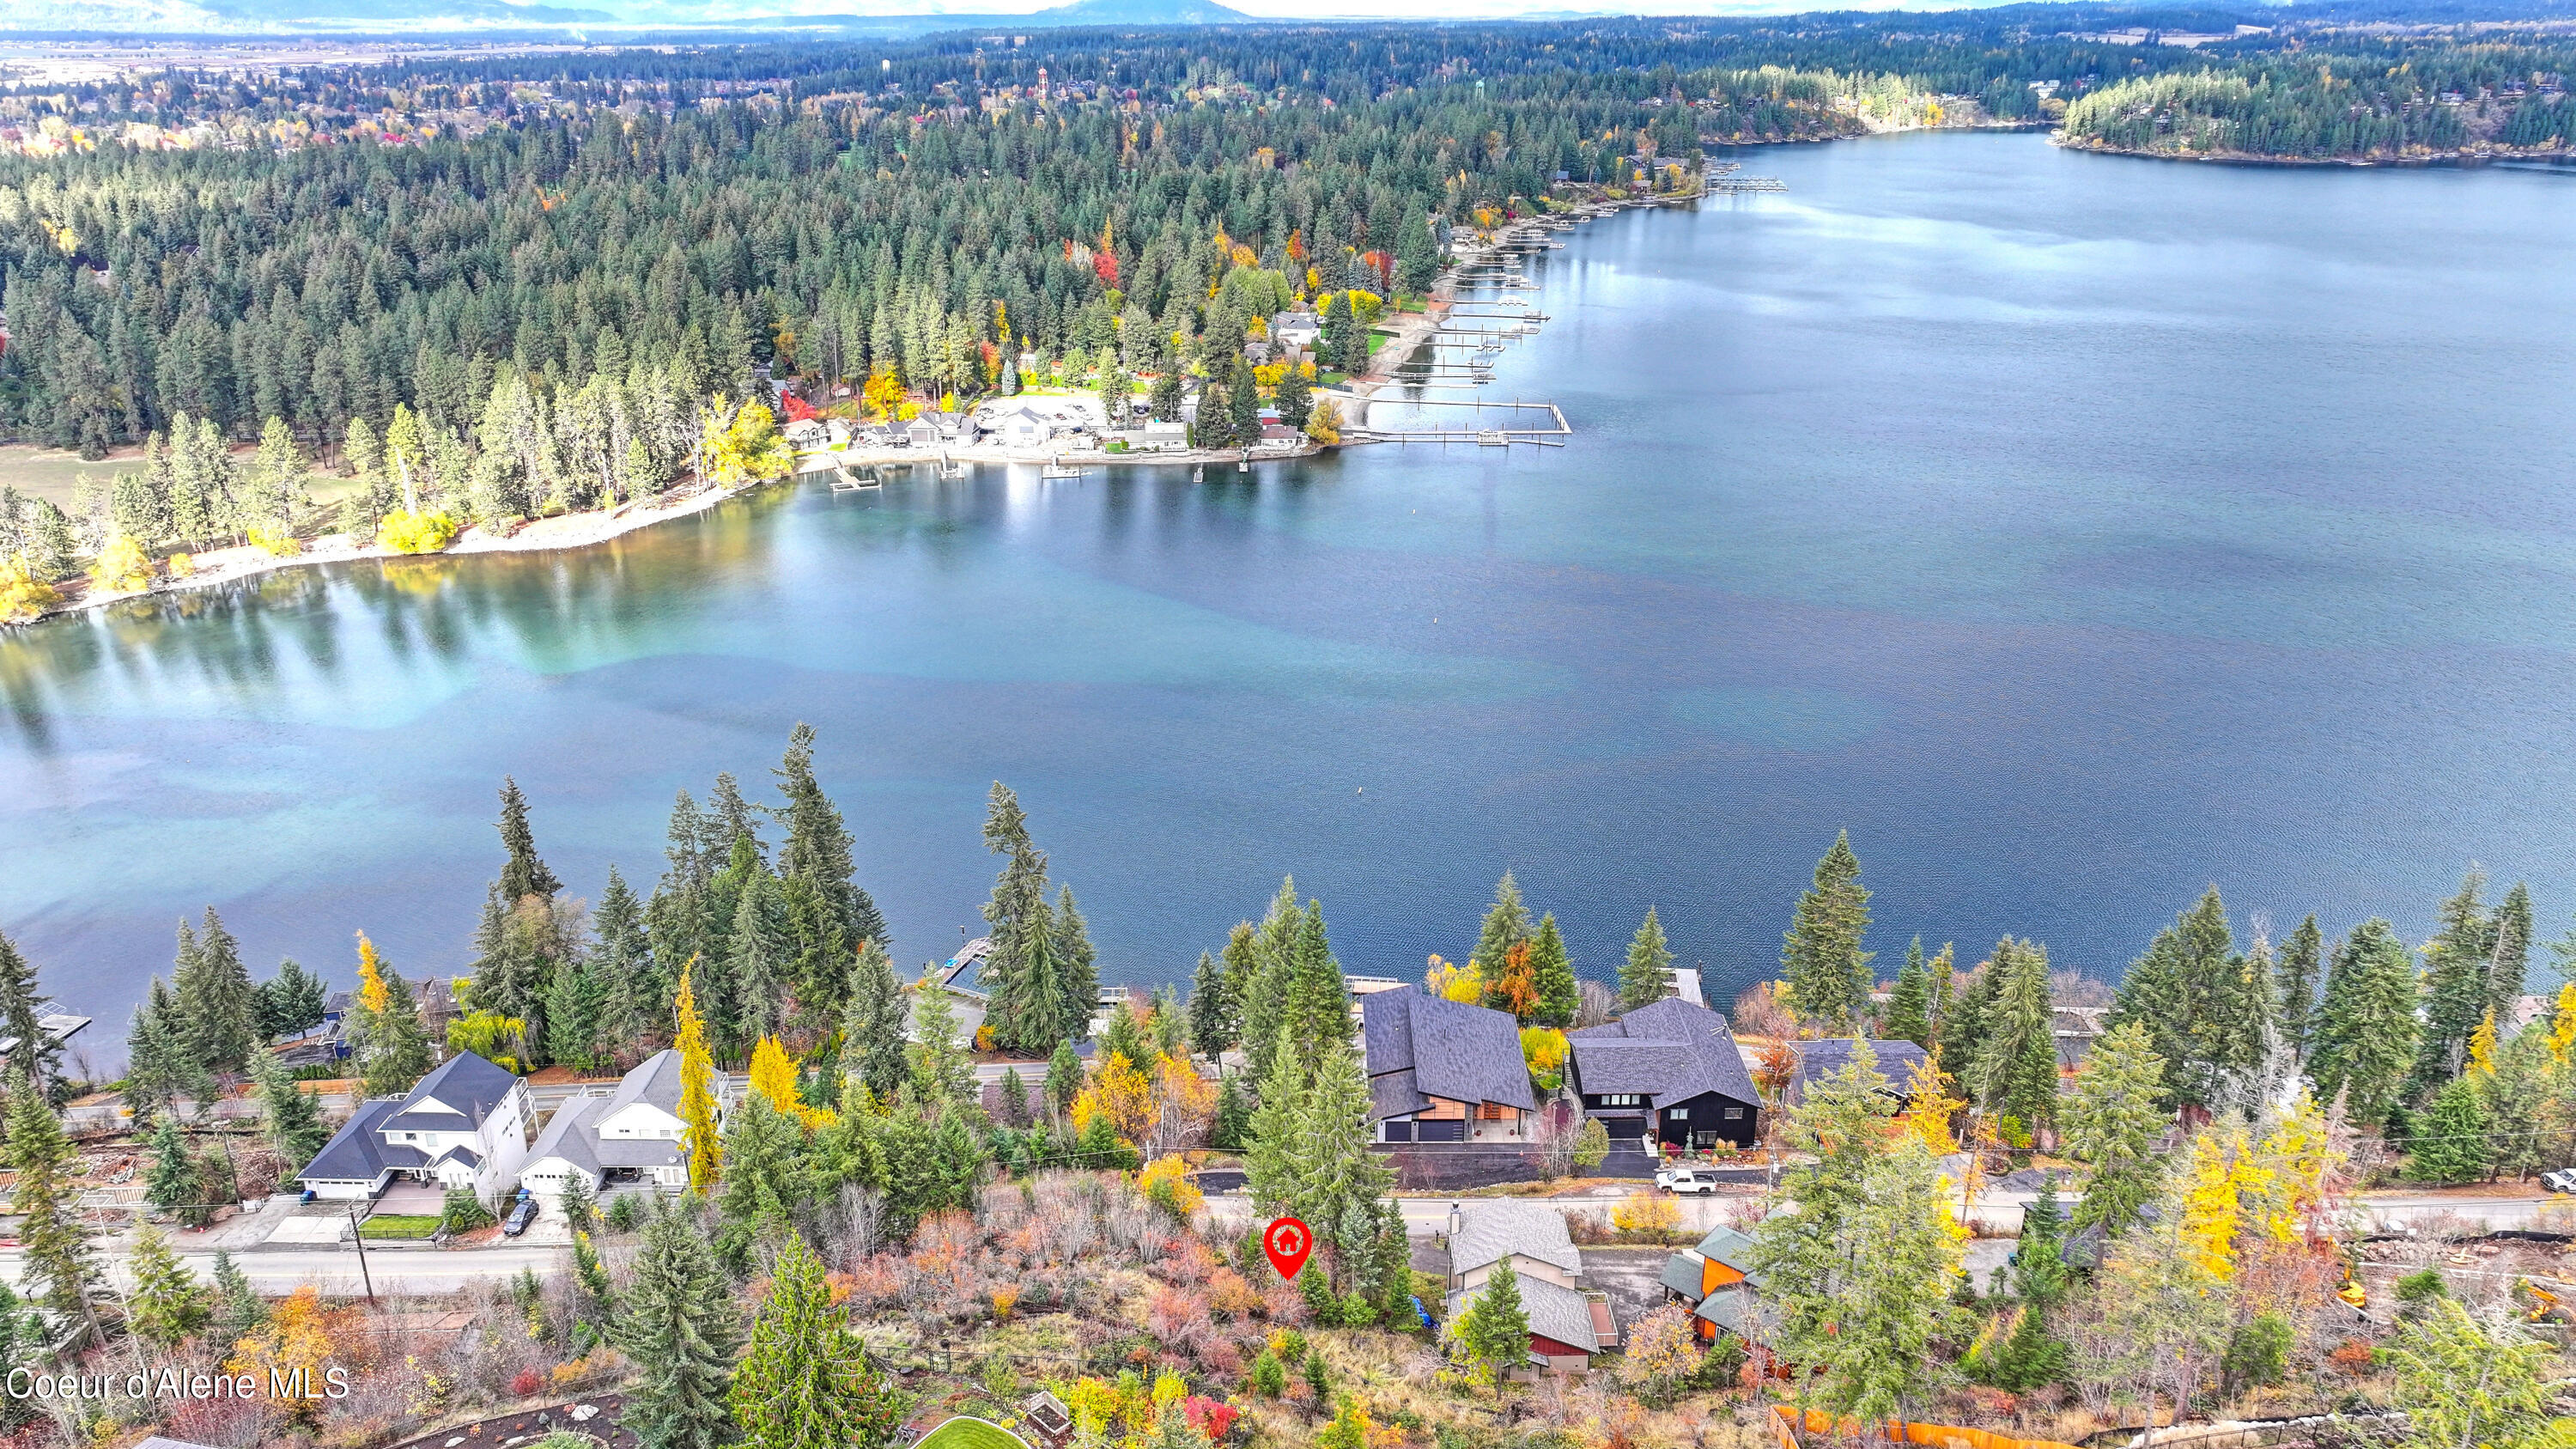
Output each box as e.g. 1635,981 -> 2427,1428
1565,997 -> 1761,1152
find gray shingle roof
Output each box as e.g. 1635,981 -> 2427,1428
1790,1038 -> 1929,1099
298,1099 -> 416,1184
1567,996 -> 1757,1108
602,1049 -> 685,1117
382,1051 -> 519,1131
1360,987 -> 1536,1120
528,1097 -> 607,1176
528,1077 -> 690,1178
1445,1272 -> 1601,1356
1449,1201 -> 1582,1278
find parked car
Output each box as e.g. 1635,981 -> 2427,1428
2542,1167 -> 2576,1194
502,1196 -> 540,1236
1655,1166 -> 1723,1195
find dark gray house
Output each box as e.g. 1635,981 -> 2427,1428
1786,1037 -> 1931,1105
1359,986 -> 1539,1144
1565,997 -> 1760,1151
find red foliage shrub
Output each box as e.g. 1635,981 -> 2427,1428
1148,1286 -> 1213,1355
511,1368 -> 544,1397
1207,1268 -> 1262,1319
1184,1397 -> 1241,1439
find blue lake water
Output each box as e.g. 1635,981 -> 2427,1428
9,130 -> 2576,1042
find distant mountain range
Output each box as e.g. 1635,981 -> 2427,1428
0,0 -> 1261,35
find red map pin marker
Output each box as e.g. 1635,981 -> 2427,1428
1263,1216 -> 1312,1281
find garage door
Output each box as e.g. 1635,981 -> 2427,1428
1415,1119 -> 1466,1142
1595,1117 -> 1645,1142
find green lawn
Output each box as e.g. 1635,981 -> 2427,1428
0,443 -> 353,509
358,1214 -> 442,1239
914,1418 -> 1034,1449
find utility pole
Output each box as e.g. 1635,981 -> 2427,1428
344,1204 -> 375,1302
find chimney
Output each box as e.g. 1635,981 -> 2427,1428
1447,1202 -> 1462,1239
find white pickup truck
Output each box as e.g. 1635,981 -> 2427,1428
1654,1166 -> 1724,1196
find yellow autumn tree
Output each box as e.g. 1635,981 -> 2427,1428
2468,1011 -> 2500,1079
1150,1051 -> 1218,1155
227,1286 -> 337,1427
1424,954 -> 1482,1003
2250,1090 -> 2342,1245
2178,1123 -> 2280,1284
675,964 -> 722,1190
88,535 -> 152,594
700,399 -> 793,484
748,1034 -> 836,1130
2551,985 -> 2576,1066
1072,1050 -> 1155,1146
1896,1049 -> 1966,1154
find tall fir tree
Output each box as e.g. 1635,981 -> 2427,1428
2413,872 -> 2498,1093
1285,899 -> 1354,1056
2275,913 -> 2324,1056
2308,919 -> 2423,1128
841,939 -> 910,1101
2061,1021 -> 2168,1234
1976,938 -> 2058,1132
1472,873 -> 1534,982
732,1231 -> 902,1449
8,1075 -> 94,1330
1187,950 -> 1237,1057
2488,882 -> 2535,1026
1235,880 -> 1303,1094
495,775 -> 562,903
252,1046 -> 329,1171
2409,1077 -> 2492,1184
173,907 -> 256,1074
725,865 -> 795,1056
590,866 -> 659,1062
1050,886 -> 1100,1044
126,1227 -> 210,1348
1527,914 -> 1577,1028
124,977 -> 201,1123
770,722 -> 887,1028
1882,937 -> 1934,1049
1939,957 -> 1998,1073
979,782 -> 1067,1055
619,1202 -> 742,1449
1617,906 -> 1674,1012
1781,831 -> 1872,1032
352,935 -> 434,1097
1451,1257 -> 1530,1382
2107,886 -> 2266,1111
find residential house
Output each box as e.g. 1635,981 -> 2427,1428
1660,1225 -> 1768,1343
1442,1202 -> 1619,1371
1272,311 -> 1322,350
1564,996 -> 1760,1151
784,419 -> 829,450
904,418 -> 939,447
1360,986 -> 1538,1143
1785,1037 -> 1930,1105
295,1051 -> 532,1204
989,406 -> 1055,448
519,1049 -> 695,1198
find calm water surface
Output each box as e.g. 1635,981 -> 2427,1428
9,131 -> 2576,1034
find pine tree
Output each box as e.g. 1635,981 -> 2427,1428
1976,938 -> 2059,1134
718,1095 -> 813,1224
1235,880 -> 1303,1093
2489,883 -> 2535,1026
1046,1038 -> 1083,1121
676,966 -> 723,1191
1527,914 -> 1577,1028
771,722 -> 886,1026
1211,1072 -> 1253,1150
2415,872 -> 2497,1093
2409,1077 -> 2492,1184
1936,950 -> 1992,1069
732,1232 -> 902,1449
352,935 -> 434,1097
1471,873 -> 1534,983
145,1114 -> 204,1223
2276,914 -> 2324,1056
8,1075 -> 94,1329
725,866 -> 794,1055
174,907 -> 256,1073
495,775 -> 562,902
2108,886 -> 2261,1111
1188,950 -> 1236,1057
1049,886 -> 1100,1044
591,867 -> 657,1062
544,955 -> 604,1070
126,1227 -> 211,1347
124,977 -> 199,1123
1285,899 -> 1353,1055
2062,1022 -> 2168,1234
908,981 -> 975,1108
1882,937 -> 1934,1048
0,928 -> 63,1098
210,1249 -> 264,1348
1781,832 -> 1872,1032
620,1202 -> 742,1449
1617,907 -> 1674,1012
980,782 -> 1066,1055
2310,919 -> 2424,1127
841,939 -> 909,1102
252,1047 -> 329,1171
1451,1256 -> 1529,1382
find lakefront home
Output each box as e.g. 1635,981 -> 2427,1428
1360,986 -> 1537,1143
518,1049 -> 697,1198
295,1050 -> 532,1205
1564,996 -> 1761,1151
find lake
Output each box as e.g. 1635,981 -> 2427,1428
9,131 -> 2576,1044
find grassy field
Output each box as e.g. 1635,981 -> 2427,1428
914,1417 -> 1034,1449
0,444 -> 356,508
357,1214 -> 442,1239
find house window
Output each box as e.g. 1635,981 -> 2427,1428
1667,1107 -> 1689,1120
1477,1103 -> 1511,1121
1595,1093 -> 1644,1109
1723,1107 -> 1746,1120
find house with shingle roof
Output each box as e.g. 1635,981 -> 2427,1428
1661,1224 -> 1771,1343
1786,1038 -> 1930,1105
519,1049 -> 696,1198
1360,987 -> 1538,1144
1440,1201 -> 1618,1372
1565,996 -> 1760,1152
295,1051 -> 532,1205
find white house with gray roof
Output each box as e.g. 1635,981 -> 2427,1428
295,1051 -> 532,1205
519,1049 -> 696,1198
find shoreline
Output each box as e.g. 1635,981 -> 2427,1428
2052,132 -> 2576,168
